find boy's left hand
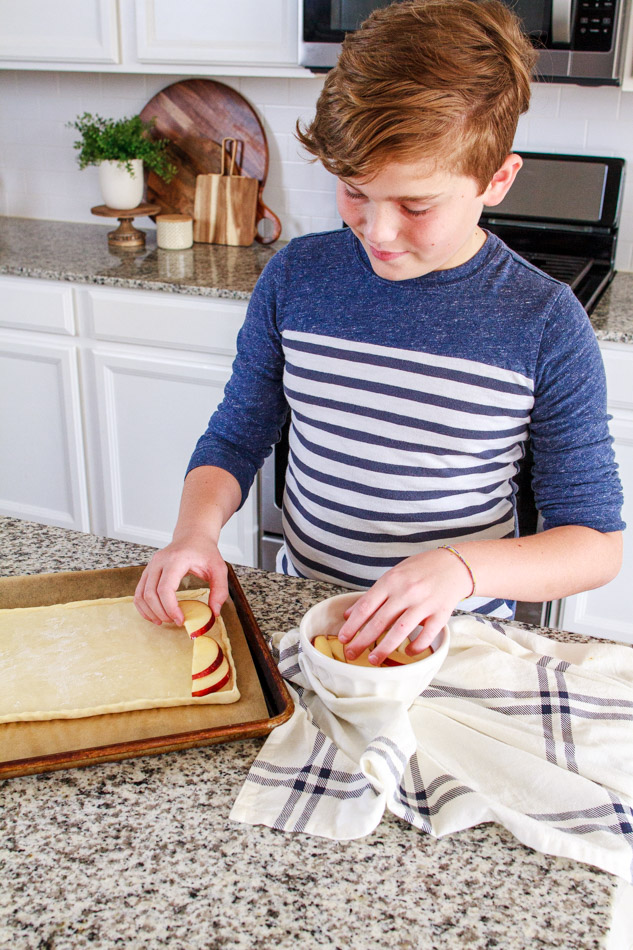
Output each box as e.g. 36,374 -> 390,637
337,548 -> 473,666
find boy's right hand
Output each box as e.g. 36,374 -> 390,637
133,534 -> 228,628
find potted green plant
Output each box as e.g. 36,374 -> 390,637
68,112 -> 177,210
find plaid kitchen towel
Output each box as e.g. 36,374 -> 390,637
230,614 -> 633,882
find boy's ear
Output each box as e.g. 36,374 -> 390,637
481,154 -> 523,208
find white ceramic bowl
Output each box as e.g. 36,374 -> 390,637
299,591 -> 450,703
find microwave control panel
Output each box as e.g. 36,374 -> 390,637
574,0 -> 617,51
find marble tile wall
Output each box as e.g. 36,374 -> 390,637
0,69 -> 632,268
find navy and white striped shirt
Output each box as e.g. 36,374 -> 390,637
188,229 -> 624,618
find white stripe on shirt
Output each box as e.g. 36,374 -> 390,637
279,330 -> 533,612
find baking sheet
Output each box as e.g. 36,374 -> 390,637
0,565 -> 293,778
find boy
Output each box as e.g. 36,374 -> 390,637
134,0 -> 624,666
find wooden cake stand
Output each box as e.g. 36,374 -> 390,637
91,203 -> 161,248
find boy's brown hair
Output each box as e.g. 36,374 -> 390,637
297,0 -> 537,193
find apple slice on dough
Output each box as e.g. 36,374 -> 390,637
191,635 -> 224,680
191,654 -> 231,696
179,600 -> 215,639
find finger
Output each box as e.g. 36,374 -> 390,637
338,593 -> 387,643
343,602 -> 404,660
367,609 -> 425,666
133,568 -> 162,625
142,564 -> 179,624
206,563 -> 229,619
155,565 -> 190,625
406,614 -> 448,655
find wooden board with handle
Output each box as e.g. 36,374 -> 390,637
139,78 -> 281,245
193,138 -> 260,246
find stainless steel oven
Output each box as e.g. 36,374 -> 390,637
299,0 -> 630,85
259,420 -> 289,572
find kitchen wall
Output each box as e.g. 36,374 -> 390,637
1,69 -> 633,269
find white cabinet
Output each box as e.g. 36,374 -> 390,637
135,0 -> 298,67
0,0 -> 120,64
0,277 -> 258,568
558,342 -> 633,644
83,347 -> 257,563
0,333 -> 90,532
0,277 -> 89,531
0,0 -> 306,75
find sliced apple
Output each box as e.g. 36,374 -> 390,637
386,645 -> 432,665
312,632 -> 433,666
313,635 -> 333,658
191,655 -> 230,696
346,647 -> 375,667
191,635 -> 224,680
179,600 -> 215,639
326,636 -> 346,662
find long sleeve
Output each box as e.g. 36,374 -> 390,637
529,285 -> 624,532
186,253 -> 289,506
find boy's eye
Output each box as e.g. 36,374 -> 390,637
403,206 -> 429,217
344,188 -> 365,200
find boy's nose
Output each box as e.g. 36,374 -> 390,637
364,204 -> 399,245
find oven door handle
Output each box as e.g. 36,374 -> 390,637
551,0 -> 573,45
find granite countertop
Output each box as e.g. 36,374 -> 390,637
1,215 -> 633,344
0,515 -> 626,950
0,215 -> 280,300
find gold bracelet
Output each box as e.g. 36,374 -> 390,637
438,545 -> 476,598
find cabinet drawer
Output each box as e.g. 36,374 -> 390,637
0,277 -> 75,335
600,343 -> 633,411
79,287 -> 248,355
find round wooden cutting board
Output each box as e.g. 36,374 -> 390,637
139,78 -> 281,244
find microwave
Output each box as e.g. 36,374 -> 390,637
299,0 -> 629,84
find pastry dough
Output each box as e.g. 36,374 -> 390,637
0,590 -> 239,723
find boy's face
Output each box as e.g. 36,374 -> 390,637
336,157 -> 520,281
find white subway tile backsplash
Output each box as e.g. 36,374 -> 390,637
513,115 -> 530,150
0,166 -> 26,199
5,189 -> 53,218
616,90 -> 633,121
560,85 -> 620,121
240,77 -> 289,105
310,216 -> 342,235
285,188 -> 338,219
0,72 -> 18,118
586,119 -> 633,155
261,103 -> 314,134
526,116 -> 588,150
287,76 -> 325,107
525,82 -> 561,116
272,159 -> 334,191
145,74 -> 191,100
97,73 -> 149,100
1,73 -> 38,119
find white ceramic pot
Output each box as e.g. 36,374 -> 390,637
98,158 -> 144,210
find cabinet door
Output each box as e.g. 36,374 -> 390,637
0,276 -> 75,335
0,0 -> 120,64
86,348 -> 258,566
0,334 -> 89,531
135,0 -> 297,65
